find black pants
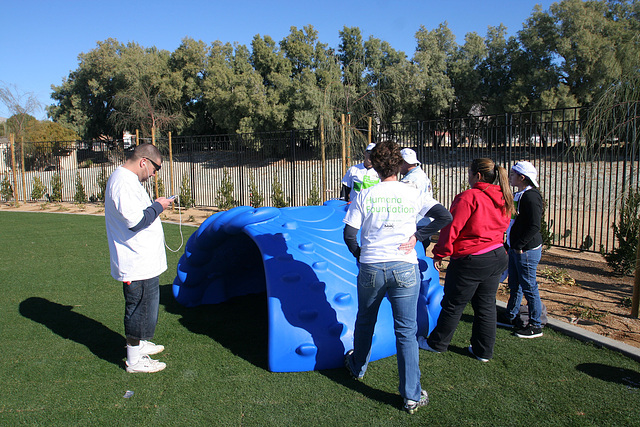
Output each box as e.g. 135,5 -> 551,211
427,247 -> 508,359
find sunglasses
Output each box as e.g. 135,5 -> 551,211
143,157 -> 161,172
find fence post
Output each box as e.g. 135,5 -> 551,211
168,132 -> 175,209
320,116 -> 327,203
633,239 -> 640,318
346,112 -> 351,170
9,134 -> 18,206
341,114 -> 346,178
20,137 -> 26,202
290,130 -> 295,205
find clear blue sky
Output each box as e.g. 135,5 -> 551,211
0,0 -> 556,120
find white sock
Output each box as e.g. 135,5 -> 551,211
127,344 -> 141,366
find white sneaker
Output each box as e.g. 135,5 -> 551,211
126,355 -> 166,373
139,340 -> 164,356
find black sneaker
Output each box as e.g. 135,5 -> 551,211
514,325 -> 543,338
497,311 -> 516,328
344,350 -> 364,380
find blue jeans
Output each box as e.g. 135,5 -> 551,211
123,276 -> 160,340
351,261 -> 422,401
507,247 -> 543,328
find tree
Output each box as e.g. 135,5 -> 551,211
524,0 -> 640,106
168,37 -> 211,134
406,24 -> 455,120
0,83 -> 41,140
110,43 -> 184,141
448,32 -> 486,116
49,38 -> 128,139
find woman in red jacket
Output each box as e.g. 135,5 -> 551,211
418,158 -> 513,362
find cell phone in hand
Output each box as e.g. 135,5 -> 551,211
168,195 -> 178,200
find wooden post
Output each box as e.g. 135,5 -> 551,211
136,129 -> 139,145
320,116 -> 327,203
9,134 -> 18,206
20,136 -> 26,202
341,114 -> 346,178
346,112 -> 351,169
632,233 -> 640,317
368,116 -> 372,145
152,126 -> 158,199
168,131 -> 175,209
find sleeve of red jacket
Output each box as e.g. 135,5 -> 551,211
432,194 -> 474,260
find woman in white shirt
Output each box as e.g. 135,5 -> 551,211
342,140 -> 452,414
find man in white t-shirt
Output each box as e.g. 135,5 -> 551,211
105,143 -> 174,373
400,148 -> 436,233
400,148 -> 432,198
339,143 -> 381,202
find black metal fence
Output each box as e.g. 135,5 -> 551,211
1,107 -> 638,254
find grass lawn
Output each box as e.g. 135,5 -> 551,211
1,211 -> 639,425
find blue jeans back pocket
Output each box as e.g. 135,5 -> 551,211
358,265 -> 378,288
392,264 -> 418,288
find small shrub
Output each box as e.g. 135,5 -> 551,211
603,188 -> 640,276
79,159 -> 93,168
50,173 -> 63,202
1,173 -> 14,201
96,168 -> 108,201
620,297 -> 632,308
569,302 -> 607,321
431,176 -> 439,199
541,267 -> 577,287
155,176 -> 166,199
540,199 -> 553,249
271,172 -> 289,208
248,170 -> 264,208
306,172 -> 322,206
73,172 -> 87,204
178,173 -> 194,208
31,176 -> 47,201
215,168 -> 238,210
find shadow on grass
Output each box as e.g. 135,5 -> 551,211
577,363 -> 640,389
19,296 -> 125,367
160,285 -> 270,371
160,284 -> 400,410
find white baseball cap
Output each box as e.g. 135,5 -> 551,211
366,143 -> 376,151
400,148 -> 421,165
512,161 -> 539,187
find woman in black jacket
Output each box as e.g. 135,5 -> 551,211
502,161 -> 544,338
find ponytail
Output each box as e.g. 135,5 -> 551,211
470,158 -> 514,215
495,165 -> 514,215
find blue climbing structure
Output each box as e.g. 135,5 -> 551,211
173,200 -> 443,372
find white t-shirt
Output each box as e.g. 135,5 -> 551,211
343,181 -> 438,264
105,166 -> 167,281
401,166 -> 433,198
401,166 -> 434,226
341,163 -> 380,201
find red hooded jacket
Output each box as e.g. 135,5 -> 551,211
432,182 -> 510,260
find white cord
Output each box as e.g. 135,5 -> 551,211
165,195 -> 184,253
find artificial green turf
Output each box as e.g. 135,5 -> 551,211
1,211 -> 639,425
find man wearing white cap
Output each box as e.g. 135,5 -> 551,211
340,142 -> 380,202
400,148 -> 433,199
400,148 -> 435,234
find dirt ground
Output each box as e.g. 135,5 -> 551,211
2,200 -> 639,349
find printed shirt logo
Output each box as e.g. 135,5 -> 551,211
354,174 -> 380,193
364,196 -> 416,215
